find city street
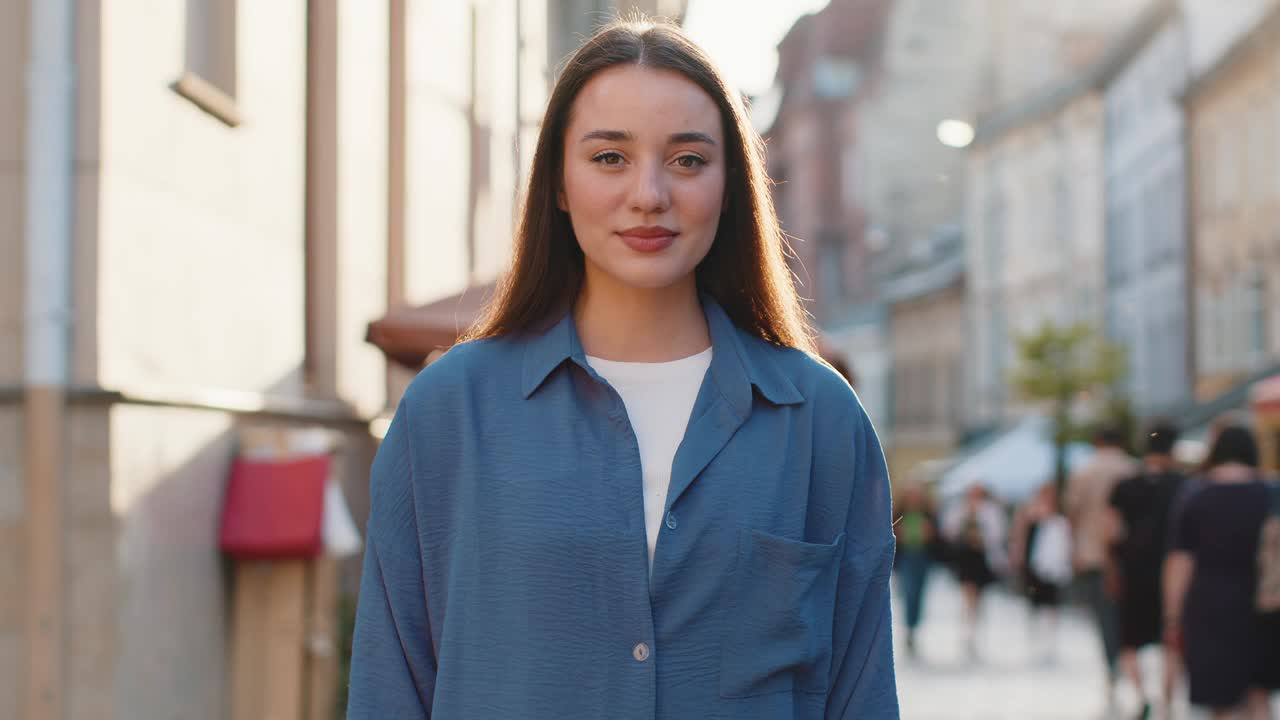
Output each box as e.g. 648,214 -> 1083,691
891,571 -> 1270,720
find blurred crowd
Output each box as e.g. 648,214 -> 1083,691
893,420 -> 1280,720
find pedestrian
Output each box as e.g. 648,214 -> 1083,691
1164,425 -> 1278,719
1010,483 -> 1072,665
894,482 -> 937,658
1065,424 -> 1138,706
942,483 -> 1007,660
345,17 -> 899,719
1108,421 -> 1186,720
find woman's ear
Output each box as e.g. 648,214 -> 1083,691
557,188 -> 568,212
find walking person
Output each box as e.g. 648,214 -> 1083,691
894,482 -> 937,658
942,483 -> 1007,660
1010,483 -> 1072,665
1066,425 -> 1138,706
1164,426 -> 1277,719
1108,421 -> 1187,719
345,17 -> 899,719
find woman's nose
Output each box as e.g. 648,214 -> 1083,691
628,161 -> 671,213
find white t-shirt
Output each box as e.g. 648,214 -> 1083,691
586,347 -> 713,571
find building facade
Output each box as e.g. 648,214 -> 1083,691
1102,1 -> 1193,414
763,0 -> 893,428
767,0 -> 891,323
882,228 -> 966,480
965,69 -> 1109,428
1184,6 -> 1280,401
850,0 -> 989,274
2,1 -> 678,717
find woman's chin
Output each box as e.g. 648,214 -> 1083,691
590,261 -> 699,294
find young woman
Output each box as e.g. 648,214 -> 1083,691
345,18 -> 898,719
1165,426 -> 1277,719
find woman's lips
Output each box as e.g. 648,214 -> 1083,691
617,229 -> 678,253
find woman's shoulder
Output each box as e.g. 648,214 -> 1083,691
740,335 -> 862,411
400,335 -> 523,407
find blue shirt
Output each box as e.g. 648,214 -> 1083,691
347,297 -> 899,719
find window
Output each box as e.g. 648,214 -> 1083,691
1273,266 -> 1280,354
176,0 -> 240,125
1249,271 -> 1267,357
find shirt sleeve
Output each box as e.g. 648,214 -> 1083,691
823,400 -> 899,719
347,400 -> 435,719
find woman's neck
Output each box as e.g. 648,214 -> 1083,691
573,275 -> 710,362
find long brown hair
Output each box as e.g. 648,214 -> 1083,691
463,17 -> 815,353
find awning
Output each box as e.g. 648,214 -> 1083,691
219,455 -> 332,560
937,415 -> 1094,502
365,283 -> 496,368
366,281 -> 855,382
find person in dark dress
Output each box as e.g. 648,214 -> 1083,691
942,484 -> 1007,659
1165,426 -> 1274,719
1108,421 -> 1185,719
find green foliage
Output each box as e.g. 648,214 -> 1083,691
1012,321 -> 1130,490
1012,322 -> 1126,403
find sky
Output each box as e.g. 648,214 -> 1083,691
681,0 -> 832,96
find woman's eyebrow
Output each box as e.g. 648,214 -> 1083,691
580,129 -> 633,143
578,129 -> 718,146
669,131 -> 716,146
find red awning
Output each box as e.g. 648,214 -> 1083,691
365,283 -> 496,369
219,455 -> 331,560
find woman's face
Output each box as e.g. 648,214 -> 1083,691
560,65 -> 727,294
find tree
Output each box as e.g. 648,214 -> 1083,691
1012,321 -> 1128,496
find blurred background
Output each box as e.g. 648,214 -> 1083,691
4,0 -> 1280,718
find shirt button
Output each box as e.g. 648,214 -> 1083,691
632,642 -> 650,662
665,513 -> 678,530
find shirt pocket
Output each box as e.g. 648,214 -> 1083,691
719,527 -> 846,699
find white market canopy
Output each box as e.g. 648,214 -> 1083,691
937,415 -> 1095,502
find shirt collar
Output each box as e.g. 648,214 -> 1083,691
520,294 -> 805,412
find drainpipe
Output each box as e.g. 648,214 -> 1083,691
24,0 -> 76,718
514,0 -> 523,191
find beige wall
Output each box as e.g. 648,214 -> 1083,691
1188,35 -> 1280,398
890,284 -> 965,467
95,1 -> 309,396
109,405 -> 234,720
0,0 -> 26,386
332,0 -> 390,419
402,0 -> 550,312
65,404 -> 116,718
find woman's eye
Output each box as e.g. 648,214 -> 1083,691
674,154 -> 707,169
592,151 -> 625,166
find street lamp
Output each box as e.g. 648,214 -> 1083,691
937,119 -> 975,149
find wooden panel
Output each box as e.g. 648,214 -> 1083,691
230,563 -> 269,720
231,560 -> 308,720
305,556 -> 339,720
264,561 -> 307,720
